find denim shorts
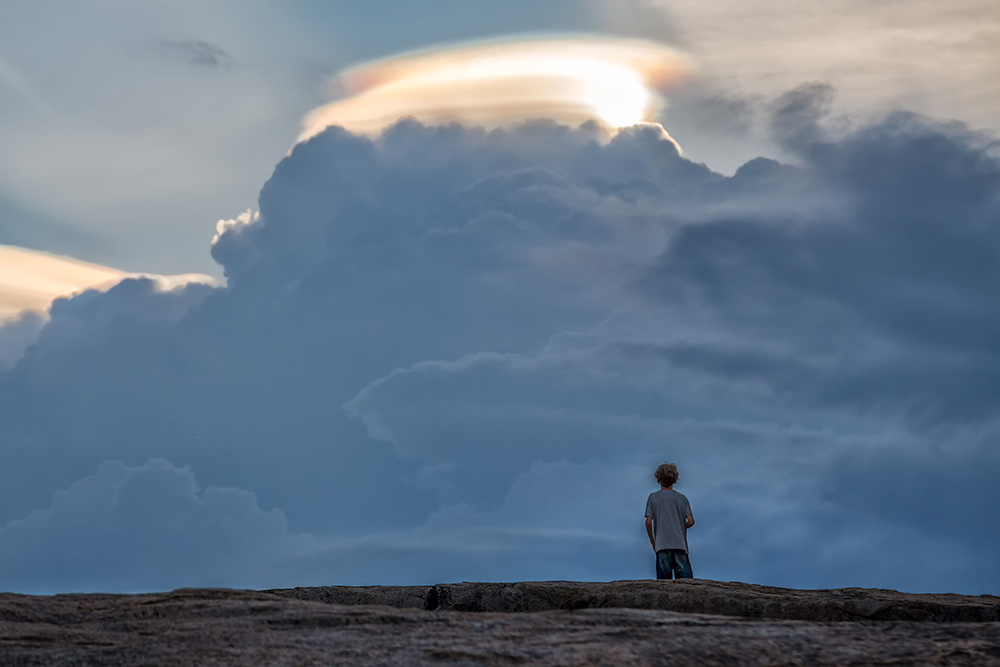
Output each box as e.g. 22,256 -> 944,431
655,549 -> 693,579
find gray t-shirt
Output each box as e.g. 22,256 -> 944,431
645,489 -> 692,553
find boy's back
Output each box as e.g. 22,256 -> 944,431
645,488 -> 692,553
645,461 -> 694,579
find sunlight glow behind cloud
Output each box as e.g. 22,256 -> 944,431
0,245 -> 218,320
298,35 -> 692,143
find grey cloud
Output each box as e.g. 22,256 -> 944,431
821,428 -> 1000,551
0,459 -> 306,593
641,91 -> 1000,423
664,84 -> 758,140
1,98 -> 997,594
159,40 -> 232,68
0,310 -> 45,370
344,339 -> 1000,591
0,457 -> 653,593
768,83 -> 837,151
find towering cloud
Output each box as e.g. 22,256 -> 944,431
1,86 -> 997,594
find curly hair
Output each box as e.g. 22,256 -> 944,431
654,462 -> 679,487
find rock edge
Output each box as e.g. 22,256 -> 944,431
267,579 -> 1000,622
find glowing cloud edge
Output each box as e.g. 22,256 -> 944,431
0,244 -> 219,322
298,34 -> 693,148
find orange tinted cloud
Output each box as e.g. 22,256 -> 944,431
0,245 -> 217,320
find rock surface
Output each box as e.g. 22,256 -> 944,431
270,579 -> 1000,622
0,582 -> 997,665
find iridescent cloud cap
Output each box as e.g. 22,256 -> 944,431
298,35 -> 693,146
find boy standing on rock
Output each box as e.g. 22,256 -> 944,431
645,462 -> 695,579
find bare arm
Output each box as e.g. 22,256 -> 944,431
645,516 -> 655,549
685,514 -> 695,529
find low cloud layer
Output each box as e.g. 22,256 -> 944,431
1,86 -> 997,594
1,459 -> 303,593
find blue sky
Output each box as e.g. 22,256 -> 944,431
0,0 -> 998,594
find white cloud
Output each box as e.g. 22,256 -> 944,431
212,209 -> 259,246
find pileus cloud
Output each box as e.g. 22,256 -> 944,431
298,36 -> 691,147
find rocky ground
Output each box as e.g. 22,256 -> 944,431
0,581 -> 997,665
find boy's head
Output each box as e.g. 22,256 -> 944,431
654,462 -> 679,487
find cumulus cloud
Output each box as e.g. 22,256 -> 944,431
0,243 -> 220,373
212,208 -> 259,246
347,339 -> 1000,591
0,457 -> 650,593
642,86 -> 1000,423
0,459 -> 306,593
0,309 -> 45,370
1,90 -> 998,594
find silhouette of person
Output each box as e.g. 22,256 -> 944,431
644,462 -> 695,579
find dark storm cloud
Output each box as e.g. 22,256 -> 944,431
1,93 -> 998,593
640,86 -> 1000,423
344,341 -> 1000,592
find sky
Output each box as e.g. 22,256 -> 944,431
0,0 -> 998,595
